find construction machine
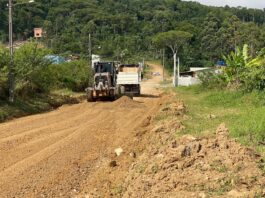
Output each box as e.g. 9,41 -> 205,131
86,62 -> 118,101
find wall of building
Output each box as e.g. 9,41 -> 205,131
178,76 -> 201,86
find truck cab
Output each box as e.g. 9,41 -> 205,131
93,62 -> 116,89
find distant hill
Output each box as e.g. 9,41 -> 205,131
0,0 -> 265,66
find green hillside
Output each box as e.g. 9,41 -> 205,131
1,0 -> 265,66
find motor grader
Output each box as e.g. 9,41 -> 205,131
86,61 -> 141,102
86,62 -> 118,101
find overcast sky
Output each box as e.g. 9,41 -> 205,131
185,0 -> 265,9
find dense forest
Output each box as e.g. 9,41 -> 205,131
1,0 -> 265,67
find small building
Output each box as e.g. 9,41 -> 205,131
34,28 -> 43,38
178,67 -> 212,86
216,60 -> 226,67
45,55 -> 66,64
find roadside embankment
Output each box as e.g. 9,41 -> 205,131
0,90 -> 85,123
122,91 -> 265,197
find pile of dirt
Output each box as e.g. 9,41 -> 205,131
122,104 -> 265,197
113,96 -> 143,108
151,100 -> 187,135
160,100 -> 187,117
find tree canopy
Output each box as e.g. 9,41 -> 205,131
153,30 -> 192,54
0,0 -> 265,66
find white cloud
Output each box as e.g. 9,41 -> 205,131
185,0 -> 265,9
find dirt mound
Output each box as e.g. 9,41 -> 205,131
122,110 -> 265,197
113,96 -> 143,108
160,100 -> 186,117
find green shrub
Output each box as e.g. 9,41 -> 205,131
50,59 -> 92,92
0,45 -> 9,68
202,45 -> 265,92
223,46 -> 246,84
14,42 -> 52,95
30,65 -> 58,93
198,70 -> 227,89
241,49 -> 265,91
0,43 -> 92,100
0,45 -> 9,98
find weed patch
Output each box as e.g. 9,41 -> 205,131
175,85 -> 265,153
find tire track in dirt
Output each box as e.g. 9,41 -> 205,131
0,125 -> 79,170
0,105 -> 151,197
0,103 -> 97,138
0,109 -> 113,173
0,112 -> 114,191
0,109 -> 104,148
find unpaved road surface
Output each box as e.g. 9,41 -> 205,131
0,63 -> 164,198
1,63 -> 264,198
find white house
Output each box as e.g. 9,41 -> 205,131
178,67 -> 212,86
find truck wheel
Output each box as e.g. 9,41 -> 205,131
120,86 -> 125,95
87,90 -> 95,102
114,88 -> 120,100
109,90 -> 116,101
135,85 -> 141,97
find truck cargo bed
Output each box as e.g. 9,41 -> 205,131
117,72 -> 141,85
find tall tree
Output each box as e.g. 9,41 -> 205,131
200,13 -> 221,65
153,30 -> 192,86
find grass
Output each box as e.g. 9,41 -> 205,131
210,160 -> 228,173
210,179 -> 233,196
174,85 -> 265,154
111,185 -> 125,196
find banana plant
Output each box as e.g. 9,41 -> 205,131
243,47 -> 265,90
223,45 -> 247,83
224,44 -> 265,90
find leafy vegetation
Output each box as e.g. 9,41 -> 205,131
0,42 -> 92,98
153,30 -> 193,55
0,42 -> 91,122
1,0 -> 265,68
153,30 -> 192,76
200,44 -> 265,92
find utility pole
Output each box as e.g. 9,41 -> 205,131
88,33 -> 92,67
162,49 -> 165,82
88,33 -> 92,59
177,57 -> 180,87
7,0 -> 34,103
173,53 -> 177,87
8,0 -> 14,103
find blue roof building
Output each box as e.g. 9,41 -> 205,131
45,55 -> 66,64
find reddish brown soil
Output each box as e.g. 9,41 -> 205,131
122,100 -> 265,198
0,63 -> 164,198
0,63 -> 264,198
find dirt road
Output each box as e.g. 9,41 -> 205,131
0,63 -> 164,197
3,62 -> 263,198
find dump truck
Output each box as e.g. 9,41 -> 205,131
86,62 -> 118,101
116,64 -> 141,96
